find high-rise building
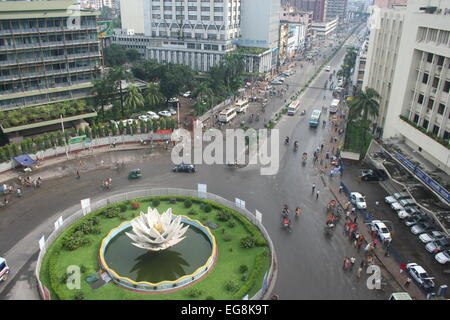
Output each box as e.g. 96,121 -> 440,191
368,0 -> 450,173
282,0 -> 327,22
325,0 -> 348,21
0,0 -> 102,112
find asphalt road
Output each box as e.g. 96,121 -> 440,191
0,26 -> 392,300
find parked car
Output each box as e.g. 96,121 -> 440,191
172,163 -> 195,173
169,108 -> 177,115
393,192 -> 410,200
168,97 -> 179,103
146,111 -> 160,120
350,192 -> 367,209
419,231 -> 447,244
158,110 -> 172,117
390,202 -> 404,211
370,220 -> 392,242
404,214 -> 426,227
406,263 -> 435,292
399,198 -> 416,207
425,238 -> 450,254
435,250 -> 450,265
411,221 -> 435,235
325,65 -> 331,72
183,91 -> 191,98
398,207 -> 421,220
385,195 -> 397,204
361,169 -> 388,181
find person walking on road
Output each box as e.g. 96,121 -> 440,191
312,184 -> 316,193
316,190 -> 320,200
76,170 -> 80,179
404,277 -> 412,288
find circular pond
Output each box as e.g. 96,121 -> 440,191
103,225 -> 212,283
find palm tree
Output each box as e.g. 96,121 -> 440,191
144,83 -> 164,108
108,66 -> 132,118
193,82 -> 214,105
92,79 -> 113,120
348,87 -> 381,153
125,84 -> 145,115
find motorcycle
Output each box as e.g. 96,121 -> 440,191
294,143 -> 299,152
281,216 -> 292,232
284,138 -> 290,145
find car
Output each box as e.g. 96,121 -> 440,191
169,108 -> 177,115
435,250 -> 450,265
172,163 -> 195,173
390,202 -> 404,211
398,207 -> 421,219
361,169 -> 388,181
334,86 -> 343,93
183,91 -> 191,98
325,65 -> 331,71
406,263 -> 435,292
138,115 -> 149,121
393,192 -> 410,200
158,110 -> 172,117
270,80 -> 283,85
404,214 -> 426,227
350,192 -> 367,209
146,111 -> 160,120
419,231 -> 447,244
370,220 -> 392,242
384,196 -> 397,204
275,77 -> 285,83
411,221 -> 435,235
168,97 -> 179,103
399,198 -> 415,207
425,238 -> 450,254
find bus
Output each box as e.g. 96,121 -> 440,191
309,109 -> 322,127
219,107 -> 237,123
0,257 -> 9,282
235,99 -> 249,113
287,100 -> 300,116
330,99 -> 340,114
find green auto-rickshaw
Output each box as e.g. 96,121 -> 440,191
128,168 -> 142,179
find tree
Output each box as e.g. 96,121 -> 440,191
144,83 -> 165,108
124,84 -> 145,115
103,44 -> 140,67
92,79 -> 113,120
348,87 -> 381,153
159,63 -> 194,101
108,67 -> 132,118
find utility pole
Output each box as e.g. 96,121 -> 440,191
60,114 -> 69,159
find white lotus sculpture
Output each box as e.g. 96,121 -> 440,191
125,207 -> 189,252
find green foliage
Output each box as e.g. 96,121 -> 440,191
216,210 -> 232,222
187,288 -> 202,298
73,291 -> 85,300
239,236 -> 255,249
80,265 -> 88,274
239,265 -> 248,274
61,231 -> 92,251
223,234 -> 232,242
203,203 -> 212,213
151,198 -> 160,207
74,217 -> 101,235
225,280 -> 239,293
188,209 -> 197,215
102,206 -> 121,218
184,199 -> 192,208
227,220 -> 236,228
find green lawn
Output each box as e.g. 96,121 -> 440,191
40,197 -> 270,300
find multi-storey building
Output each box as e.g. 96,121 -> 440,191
280,6 -> 313,50
282,0 -> 327,22
116,0 -> 241,72
0,0 -> 102,111
352,38 -> 368,90
362,4 -> 406,137
378,0 -> 450,173
325,0 -> 348,21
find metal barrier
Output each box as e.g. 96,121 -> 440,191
35,188 -> 277,300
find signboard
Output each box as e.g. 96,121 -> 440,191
155,130 -> 173,135
97,20 -> 113,38
255,210 -> 262,223
81,198 -> 91,216
395,152 -> 450,204
198,184 -> 207,199
235,198 -> 246,209
38,235 -> 46,251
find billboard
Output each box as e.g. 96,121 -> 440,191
97,20 -> 113,38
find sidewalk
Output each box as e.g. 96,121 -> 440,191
0,142 -> 150,185
316,106 -> 427,299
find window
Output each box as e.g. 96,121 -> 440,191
438,103 -> 445,115
426,53 -> 433,63
437,55 -> 444,66
413,114 -> 419,124
444,81 -> 450,93
427,98 -> 434,110
418,93 -> 424,104
422,119 -> 429,130
444,131 -> 450,140
432,125 -> 439,135
422,73 -> 429,84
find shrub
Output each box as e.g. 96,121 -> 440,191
187,288 -> 202,298
188,209 -> 197,215
74,291 -> 85,300
240,274 -> 249,282
239,265 -> 248,274
102,206 -> 121,218
152,199 -> 160,207
184,199 -> 192,208
205,296 -> 215,300
61,232 -> 92,251
227,220 -> 235,228
80,265 -> 88,274
216,210 -> 232,222
131,202 -> 140,210
74,217 -> 100,235
225,280 -> 239,292
223,234 -> 232,242
203,203 -> 212,213
118,203 -> 128,212
119,213 -> 129,220
239,236 -> 255,249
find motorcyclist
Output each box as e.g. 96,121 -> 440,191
17,188 -> 22,197
295,207 -> 301,217
285,136 -> 290,144
282,204 -> 289,216
294,141 -> 299,150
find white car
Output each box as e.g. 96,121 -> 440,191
350,192 -> 367,209
390,202 -> 404,211
158,110 -> 172,117
384,195 -> 397,204
419,231 -> 447,244
183,91 -> 191,98
325,65 -> 331,72
399,198 -> 415,207
393,192 -> 410,200
435,250 -> 450,265
168,97 -> 179,103
397,207 -> 420,219
146,111 -> 160,120
138,115 -> 149,121
169,108 -> 177,115
370,220 -> 392,242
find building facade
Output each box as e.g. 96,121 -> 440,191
325,0 -> 348,21
282,0 -> 327,22
310,16 -> 337,37
0,0 -> 102,111
380,0 -> 450,173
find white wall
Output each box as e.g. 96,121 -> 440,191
120,0 -> 145,34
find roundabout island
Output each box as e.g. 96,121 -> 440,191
37,191 -> 275,300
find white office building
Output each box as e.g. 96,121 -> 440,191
373,0 -> 450,173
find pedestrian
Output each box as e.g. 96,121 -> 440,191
351,207 -> 356,215
357,265 -> 363,280
316,190 -> 320,200
404,277 -> 412,288
312,183 -> 316,193
339,185 -> 343,193
343,257 -> 349,270
349,257 -> 356,270
76,170 -> 80,179
353,215 -> 358,224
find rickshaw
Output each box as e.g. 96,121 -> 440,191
128,168 -> 142,179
